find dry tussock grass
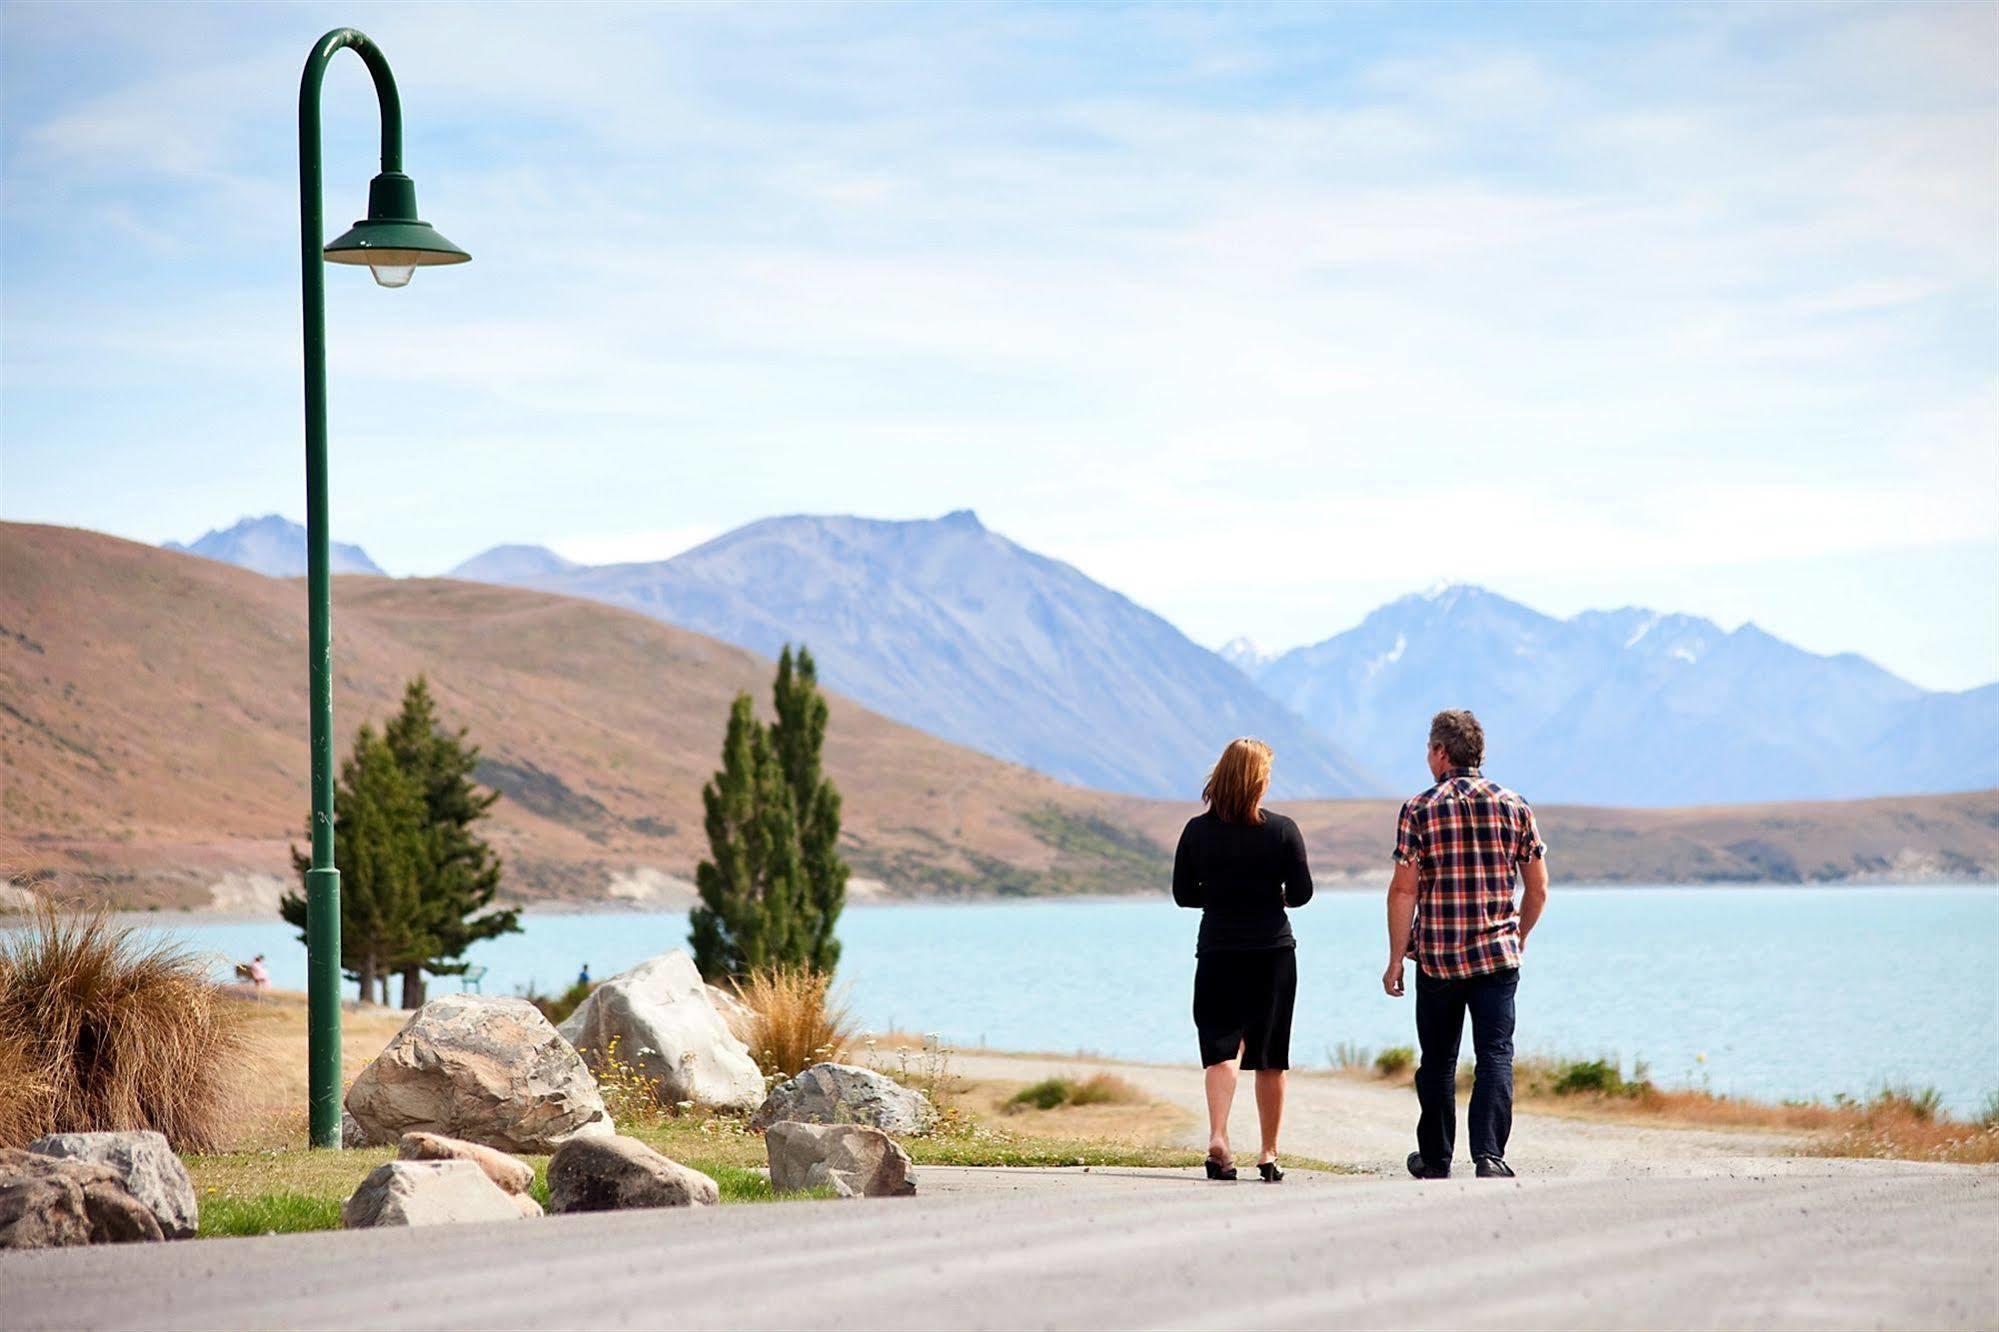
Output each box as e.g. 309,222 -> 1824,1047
732,968 -> 856,1079
0,903 -> 246,1150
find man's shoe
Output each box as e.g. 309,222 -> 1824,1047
1406,1151 -> 1450,1179
1474,1156 -> 1515,1178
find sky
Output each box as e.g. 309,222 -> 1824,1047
3,2 -> 1995,691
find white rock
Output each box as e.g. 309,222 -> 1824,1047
765,1121 -> 916,1198
345,994 -> 614,1154
558,951 -> 765,1112
750,1063 -> 937,1136
340,1160 -> 526,1228
28,1131 -> 197,1239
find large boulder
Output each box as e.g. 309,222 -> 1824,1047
545,1134 -> 719,1213
750,1063 -> 937,1136
345,994 -> 614,1153
28,1131 -> 197,1239
341,1160 -> 525,1228
765,1121 -> 916,1199
397,1132 -> 535,1198
558,951 -> 765,1112
0,1149 -> 163,1248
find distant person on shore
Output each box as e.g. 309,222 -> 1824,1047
234,954 -> 269,994
576,963 -> 591,988
1174,737 -> 1314,1182
1383,709 -> 1549,1180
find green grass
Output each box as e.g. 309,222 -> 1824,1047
1373,1046 -> 1414,1078
1009,1078 -> 1074,1111
199,1193 -> 343,1237
1006,1073 -> 1143,1112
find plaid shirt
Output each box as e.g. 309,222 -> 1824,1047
1393,767 -> 1546,980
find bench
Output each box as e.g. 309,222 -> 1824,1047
461,965 -> 487,994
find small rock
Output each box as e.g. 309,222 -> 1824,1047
750,1063 -> 937,1136
0,1149 -> 163,1248
345,994 -> 614,1153
558,951 -> 766,1112
28,1131 -> 198,1240
765,1121 -> 916,1198
546,1134 -> 719,1213
340,1160 -> 524,1228
397,1132 -> 535,1197
341,1111 -> 372,1149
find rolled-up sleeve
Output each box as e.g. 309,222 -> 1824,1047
1516,804 -> 1547,862
1392,799 -> 1425,866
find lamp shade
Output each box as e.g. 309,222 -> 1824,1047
323,171 -> 468,285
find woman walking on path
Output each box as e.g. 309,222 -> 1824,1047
1173,737 -> 1314,1182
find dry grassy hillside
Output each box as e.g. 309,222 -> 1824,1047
0,523 -> 1164,908
3,522 -> 1993,909
1113,791 -> 1999,885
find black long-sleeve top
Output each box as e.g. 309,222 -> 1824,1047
1172,809 -> 1314,954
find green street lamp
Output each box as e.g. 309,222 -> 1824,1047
299,27 -> 468,1148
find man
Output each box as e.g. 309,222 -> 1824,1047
1382,709 -> 1549,1179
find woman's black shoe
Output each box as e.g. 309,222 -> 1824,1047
1204,1155 -> 1238,1181
1257,1160 -> 1285,1183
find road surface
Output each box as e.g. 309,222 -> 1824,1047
4,1165 -> 1994,1330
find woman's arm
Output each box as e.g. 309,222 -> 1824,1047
1172,821 -> 1203,908
1281,818 -> 1314,908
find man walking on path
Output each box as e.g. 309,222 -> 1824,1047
1382,710 -> 1550,1179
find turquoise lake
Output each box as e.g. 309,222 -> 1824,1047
123,885 -> 1997,1114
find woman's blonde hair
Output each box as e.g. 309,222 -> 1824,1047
1203,738 -> 1272,825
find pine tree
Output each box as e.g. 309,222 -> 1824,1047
282,724 -> 431,1004
380,676 -> 519,1007
772,647 -> 847,973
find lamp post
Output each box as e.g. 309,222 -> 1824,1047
299,28 -> 468,1148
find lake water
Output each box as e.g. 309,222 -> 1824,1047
117,886 -> 1997,1114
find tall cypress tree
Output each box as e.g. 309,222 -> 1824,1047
283,724 -> 430,1004
772,647 -> 847,973
381,676 -> 518,1007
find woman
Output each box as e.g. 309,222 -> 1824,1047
1173,737 -> 1313,1181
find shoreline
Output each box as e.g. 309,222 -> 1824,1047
12,876 -> 1985,927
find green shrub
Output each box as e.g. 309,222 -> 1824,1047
1550,1058 -> 1652,1098
1374,1046 -> 1415,1078
526,979 -> 596,1026
1979,1091 -> 1999,1130
1009,1077 -> 1074,1111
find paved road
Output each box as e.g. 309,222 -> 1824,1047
6,1166 -> 1995,1330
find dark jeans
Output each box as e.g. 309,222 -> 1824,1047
1414,966 -> 1519,1167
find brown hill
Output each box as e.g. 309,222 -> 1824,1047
3,522 -> 1993,910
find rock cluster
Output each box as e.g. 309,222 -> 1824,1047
546,1134 -> 719,1213
559,952 -> 766,1112
27,1130 -> 198,1239
0,1149 -> 164,1248
344,994 -> 614,1152
750,1062 -> 937,1136
765,1122 -> 916,1198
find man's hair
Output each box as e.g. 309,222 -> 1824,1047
1429,710 -> 1485,768
1203,737 -> 1273,824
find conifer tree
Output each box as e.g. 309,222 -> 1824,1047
381,676 -> 518,1006
282,724 -> 430,1004
771,646 -> 847,973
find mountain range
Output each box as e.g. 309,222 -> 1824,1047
1250,585 -> 1998,805
160,512 -> 1998,807
12,522 -> 1996,909
165,514 -> 382,577
444,511 -> 1378,801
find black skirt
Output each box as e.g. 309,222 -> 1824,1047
1193,947 -> 1297,1070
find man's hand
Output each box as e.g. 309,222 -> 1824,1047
1382,958 -> 1405,998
